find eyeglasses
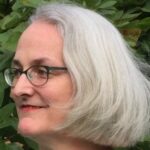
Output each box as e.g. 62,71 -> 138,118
3,65 -> 67,87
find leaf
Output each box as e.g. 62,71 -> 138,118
0,30 -> 20,51
0,12 -> 22,30
0,73 -> 8,106
136,141 -> 150,150
116,21 -> 130,28
144,136 -> 150,141
0,51 -> 13,106
0,117 -> 17,129
98,9 -> 116,16
12,22 -> 28,33
0,22 -> 27,51
121,12 -> 141,20
99,0 -> 117,9
140,40 -> 150,56
23,138 -> 38,150
80,0 -> 102,9
12,0 -> 24,10
2,31 -> 21,51
0,30 -> 12,47
0,142 -> 23,150
6,143 -> 24,150
0,103 -> 18,129
21,0 -> 46,8
111,10 -> 124,20
125,17 -> 150,29
0,50 -> 14,71
0,103 -> 15,119
0,103 -> 17,129
141,1 -> 150,13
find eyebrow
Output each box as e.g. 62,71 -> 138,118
12,57 -> 58,67
12,59 -> 22,67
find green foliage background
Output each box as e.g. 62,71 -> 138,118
0,0 -> 149,149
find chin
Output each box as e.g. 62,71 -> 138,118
17,117 -> 56,138
17,117 -> 41,137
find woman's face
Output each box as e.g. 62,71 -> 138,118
10,21 -> 73,137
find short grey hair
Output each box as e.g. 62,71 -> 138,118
30,3 -> 150,147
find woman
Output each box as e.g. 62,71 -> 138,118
4,3 -> 150,150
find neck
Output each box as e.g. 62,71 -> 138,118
34,134 -> 113,150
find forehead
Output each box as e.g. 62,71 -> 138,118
14,21 -> 64,66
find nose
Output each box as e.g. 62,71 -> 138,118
10,74 -> 34,99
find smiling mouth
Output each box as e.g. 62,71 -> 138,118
20,105 -> 49,112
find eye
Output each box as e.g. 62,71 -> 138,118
32,66 -> 48,79
11,68 -> 21,78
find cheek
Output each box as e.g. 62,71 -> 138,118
39,77 -> 74,107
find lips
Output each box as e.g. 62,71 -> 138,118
20,105 -> 48,112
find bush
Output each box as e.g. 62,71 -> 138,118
0,0 -> 149,149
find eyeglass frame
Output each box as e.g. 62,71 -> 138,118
3,65 -> 67,87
